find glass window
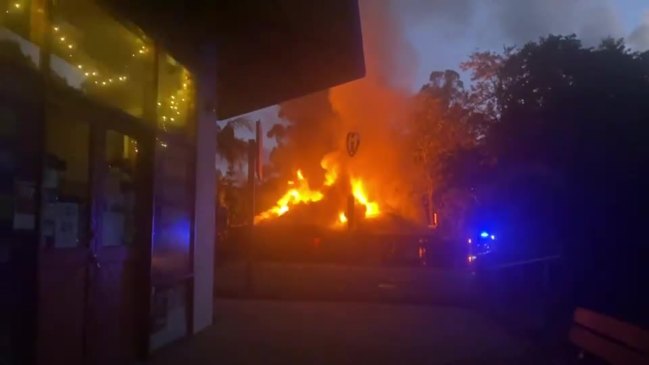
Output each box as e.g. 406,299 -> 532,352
41,114 -> 90,248
157,53 -> 194,134
0,0 -> 32,38
50,0 -> 154,118
101,130 -> 138,246
0,0 -> 44,68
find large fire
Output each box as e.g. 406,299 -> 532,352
252,0 -> 429,230
255,156 -> 382,227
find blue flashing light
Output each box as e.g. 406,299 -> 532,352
480,231 -> 489,238
490,235 -> 496,240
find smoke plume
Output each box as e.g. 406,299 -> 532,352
270,0 -> 425,223
629,13 -> 649,51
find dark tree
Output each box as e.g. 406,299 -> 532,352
455,34 -> 649,324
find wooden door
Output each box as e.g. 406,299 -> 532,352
87,127 -> 151,365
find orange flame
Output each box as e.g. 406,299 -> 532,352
255,169 -> 324,223
257,156 -> 383,226
320,155 -> 339,187
351,178 -> 380,218
338,212 -> 348,224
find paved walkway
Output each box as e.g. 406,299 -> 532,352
150,299 -> 539,365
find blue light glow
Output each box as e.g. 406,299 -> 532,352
490,235 -> 496,240
480,231 -> 489,238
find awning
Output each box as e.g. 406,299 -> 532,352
104,0 -> 365,119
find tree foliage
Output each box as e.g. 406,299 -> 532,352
435,34 -> 649,319
216,117 -> 252,173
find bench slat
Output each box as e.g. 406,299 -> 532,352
574,307 -> 649,354
570,326 -> 648,365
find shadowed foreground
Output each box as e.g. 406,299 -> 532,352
150,299 -> 542,365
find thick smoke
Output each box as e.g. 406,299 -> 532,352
629,13 -> 649,51
400,0 -> 626,47
490,0 -> 622,46
400,0 -> 474,32
327,0 -> 423,221
270,90 -> 339,184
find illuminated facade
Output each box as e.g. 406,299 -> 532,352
1,0 -> 363,364
1,1 -> 199,363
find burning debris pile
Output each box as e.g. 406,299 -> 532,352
254,164 -> 381,228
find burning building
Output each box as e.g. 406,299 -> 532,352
1,0 -> 364,364
254,0 -> 429,234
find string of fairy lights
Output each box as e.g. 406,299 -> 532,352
53,24 -> 138,88
2,0 -> 193,133
3,1 -> 22,13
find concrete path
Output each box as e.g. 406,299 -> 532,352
215,262 -> 476,305
150,299 -> 538,365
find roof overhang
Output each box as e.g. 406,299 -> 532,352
103,0 -> 365,119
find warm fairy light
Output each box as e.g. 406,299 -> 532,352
13,3 -> 20,9
339,212 -> 348,224
17,17 -> 194,130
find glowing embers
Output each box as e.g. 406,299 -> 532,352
350,178 -> 380,218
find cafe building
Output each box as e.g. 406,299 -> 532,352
0,0 -> 364,364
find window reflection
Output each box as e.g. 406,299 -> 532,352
157,53 -> 194,134
41,115 -> 90,248
0,0 -> 32,38
50,0 -> 153,118
102,130 -> 138,246
0,0 -> 44,68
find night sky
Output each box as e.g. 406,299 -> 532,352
403,0 -> 649,89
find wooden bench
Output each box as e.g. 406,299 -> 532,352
570,307 -> 649,364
